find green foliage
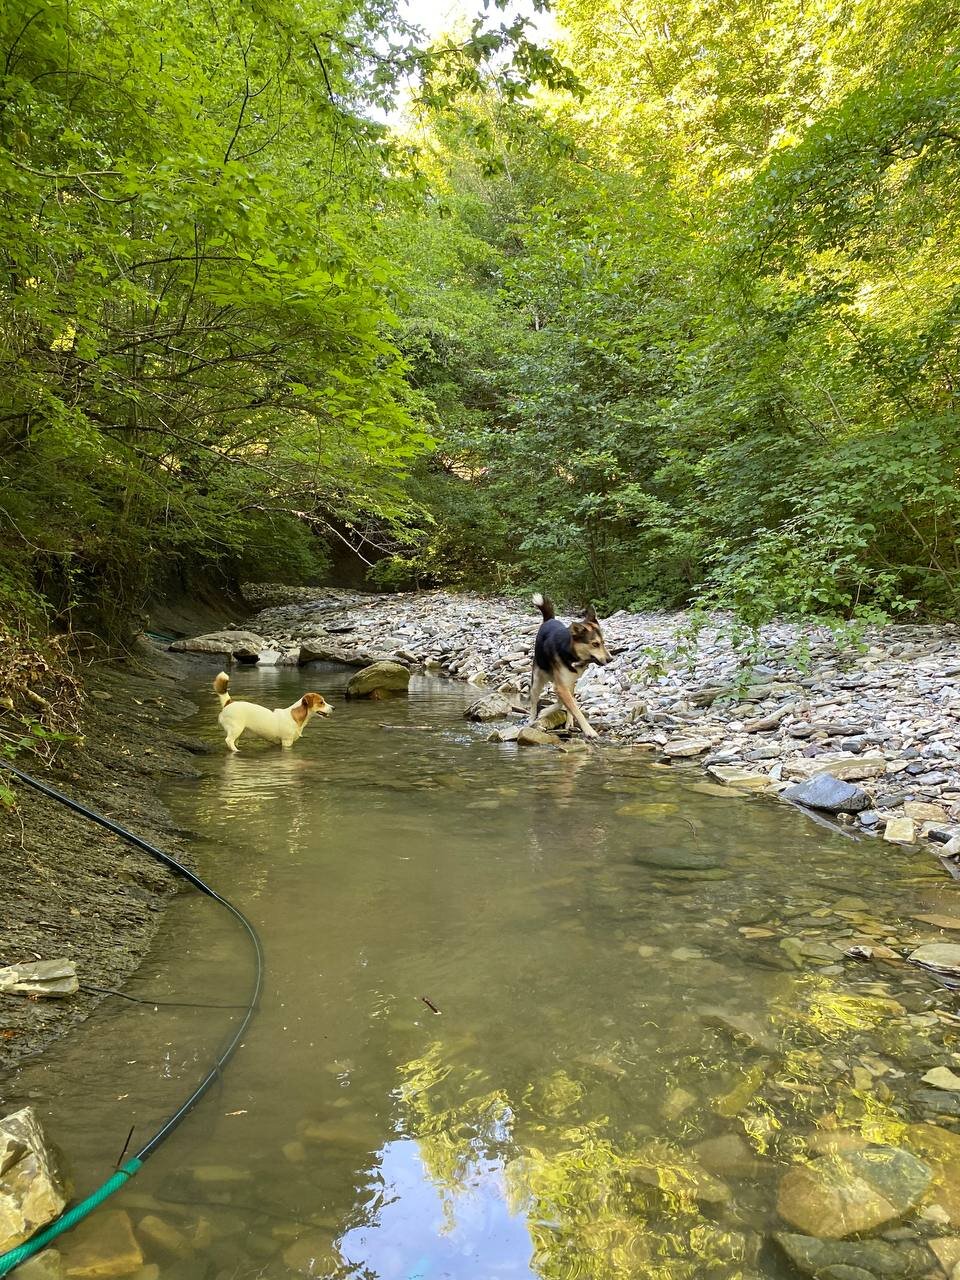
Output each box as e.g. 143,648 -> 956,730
388,0 -> 960,625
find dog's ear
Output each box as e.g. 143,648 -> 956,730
301,696 -> 309,707
583,605 -> 598,623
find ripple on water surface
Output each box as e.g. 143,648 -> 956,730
6,668 -> 960,1280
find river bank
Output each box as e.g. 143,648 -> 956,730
224,585 -> 960,852
0,643 -> 204,1073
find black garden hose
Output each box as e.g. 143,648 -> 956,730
0,759 -> 263,1276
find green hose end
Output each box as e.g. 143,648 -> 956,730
0,1159 -> 144,1277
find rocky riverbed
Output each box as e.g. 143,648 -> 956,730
187,585 -> 960,863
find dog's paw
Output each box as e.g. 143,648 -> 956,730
582,726 -> 599,739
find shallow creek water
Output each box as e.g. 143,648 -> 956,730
7,668 -> 960,1280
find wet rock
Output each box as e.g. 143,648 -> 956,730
534,705 -> 569,731
776,1145 -> 931,1238
0,1107 -> 68,1252
781,774 -> 870,814
488,725 -> 521,743
169,630 -> 264,660
135,1216 -> 191,1260
345,661 -> 410,699
706,766 -> 771,790
693,1133 -> 766,1179
17,1251 -> 63,1280
923,1067 -> 960,1090
783,753 -> 887,782
282,1232 -> 342,1276
662,736 -> 713,757
884,816 -> 917,844
517,726 -> 562,747
464,693 -> 513,722
774,1233 -> 932,1279
298,638 -> 370,666
634,850 -> 720,871
62,1211 -> 143,1279
928,1235 -> 960,1274
661,1087 -> 697,1120
190,1165 -> 252,1183
701,1010 -> 777,1051
909,943 -> 960,977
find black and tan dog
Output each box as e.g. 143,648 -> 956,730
528,593 -> 611,738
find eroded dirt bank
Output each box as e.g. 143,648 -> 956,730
0,643 -> 206,1074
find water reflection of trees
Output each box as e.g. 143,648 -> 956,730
394,966 -> 934,1280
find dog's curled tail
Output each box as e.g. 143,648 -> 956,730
214,671 -> 232,708
532,592 -> 555,621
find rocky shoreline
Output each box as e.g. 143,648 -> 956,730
196,585 -> 960,860
0,643 -> 204,1074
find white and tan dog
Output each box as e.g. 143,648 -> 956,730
214,672 -> 332,753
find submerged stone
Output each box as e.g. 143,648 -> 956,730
776,1146 -> 931,1238
774,1233 -> 933,1279
61,1211 -> 143,1279
633,849 -> 720,871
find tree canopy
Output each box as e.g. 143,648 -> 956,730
2,0 -> 960,634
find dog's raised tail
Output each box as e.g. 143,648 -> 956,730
214,671 -> 232,707
532,592 -> 555,620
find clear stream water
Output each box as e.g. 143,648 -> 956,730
5,667 -> 960,1280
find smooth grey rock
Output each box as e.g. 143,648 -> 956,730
169,630 -> 264,660
345,661 -> 410,699
781,774 -> 870,813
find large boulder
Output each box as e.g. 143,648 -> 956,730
345,661 -> 410,699
0,1107 -> 68,1252
781,774 -> 870,814
169,630 -> 264,662
776,1145 -> 931,1238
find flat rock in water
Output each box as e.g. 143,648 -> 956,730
633,849 -> 720,871
61,1211 -> 143,1279
283,1233 -> 342,1277
0,1107 -> 68,1252
692,1133 -> 766,1178
921,1066 -> 960,1090
517,725 -> 562,747
783,753 -> 887,782
345,661 -> 410,699
662,736 -> 713,757
780,774 -> 870,814
909,943 -> 960,975
706,765 -> 771,790
169,630 -> 264,659
774,1233 -> 933,1279
776,1145 -> 931,1238
464,693 -> 513,722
